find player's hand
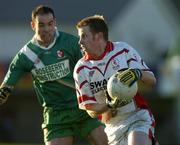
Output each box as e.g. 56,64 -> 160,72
105,91 -> 132,108
0,87 -> 12,105
105,91 -> 120,108
118,68 -> 142,86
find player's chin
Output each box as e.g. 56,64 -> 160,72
42,37 -> 53,44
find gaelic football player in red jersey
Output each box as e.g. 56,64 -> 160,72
74,15 -> 159,145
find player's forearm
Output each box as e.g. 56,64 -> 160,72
141,71 -> 156,86
0,83 -> 14,89
86,110 -> 100,118
85,103 -> 109,117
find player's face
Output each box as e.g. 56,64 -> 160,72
78,26 -> 100,55
31,13 -> 56,46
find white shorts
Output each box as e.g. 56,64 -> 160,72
104,109 -> 155,145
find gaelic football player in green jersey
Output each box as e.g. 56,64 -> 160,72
0,5 -> 108,145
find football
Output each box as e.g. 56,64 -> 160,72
107,72 -> 138,101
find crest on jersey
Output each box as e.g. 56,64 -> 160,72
133,53 -> 138,61
35,58 -> 40,64
57,50 -> 64,58
89,70 -> 95,77
111,58 -> 120,70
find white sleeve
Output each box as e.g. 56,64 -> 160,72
73,61 -> 97,110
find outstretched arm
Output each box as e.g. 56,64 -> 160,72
84,93 -> 120,118
85,103 -> 109,118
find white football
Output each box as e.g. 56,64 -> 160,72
107,72 -> 138,101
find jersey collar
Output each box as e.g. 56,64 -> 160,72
83,41 -> 114,60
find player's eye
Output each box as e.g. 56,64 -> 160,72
48,21 -> 54,26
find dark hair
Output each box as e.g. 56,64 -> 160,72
76,15 -> 108,41
31,5 -> 55,21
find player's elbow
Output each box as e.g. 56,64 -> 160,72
150,77 -> 156,86
146,74 -> 156,86
141,72 -> 157,86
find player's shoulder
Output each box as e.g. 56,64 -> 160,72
74,58 -> 88,73
75,57 -> 86,68
113,41 -> 131,49
19,41 -> 31,54
112,41 -> 136,53
19,39 -> 38,54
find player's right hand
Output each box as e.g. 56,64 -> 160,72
0,87 -> 12,105
105,91 -> 120,108
118,68 -> 142,87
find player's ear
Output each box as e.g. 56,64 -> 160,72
94,32 -> 101,40
54,18 -> 57,26
31,21 -> 35,31
96,32 -> 104,40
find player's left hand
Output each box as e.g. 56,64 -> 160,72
118,68 -> 142,87
0,86 -> 12,105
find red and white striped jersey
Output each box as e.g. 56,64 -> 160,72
73,41 -> 153,110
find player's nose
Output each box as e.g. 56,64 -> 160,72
79,38 -> 84,46
78,38 -> 82,44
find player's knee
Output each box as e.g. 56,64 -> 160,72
128,131 -> 151,145
88,125 -> 108,145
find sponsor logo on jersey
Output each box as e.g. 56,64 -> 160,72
133,53 -> 138,61
57,50 -> 64,58
111,58 -> 120,70
35,58 -> 41,64
32,59 -> 70,83
90,79 -> 108,94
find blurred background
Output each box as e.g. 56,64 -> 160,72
0,0 -> 180,145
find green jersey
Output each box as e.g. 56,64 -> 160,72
3,31 -> 82,110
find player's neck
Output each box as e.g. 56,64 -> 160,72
37,39 -> 53,47
91,41 -> 107,59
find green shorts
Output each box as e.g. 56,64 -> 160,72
42,107 -> 103,142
